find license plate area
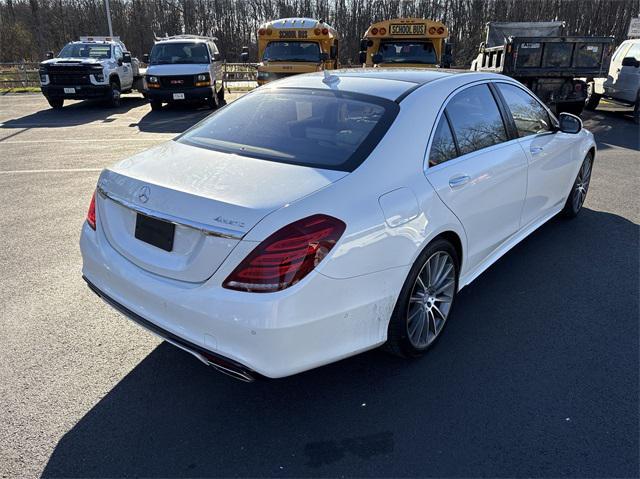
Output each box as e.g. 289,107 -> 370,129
134,213 -> 175,252
64,87 -> 76,94
173,93 -> 185,100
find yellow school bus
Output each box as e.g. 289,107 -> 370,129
359,18 -> 450,68
257,18 -> 339,85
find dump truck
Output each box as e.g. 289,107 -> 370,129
471,22 -> 615,115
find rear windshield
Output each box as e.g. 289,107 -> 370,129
178,88 -> 398,172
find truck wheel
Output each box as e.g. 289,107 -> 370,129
207,94 -> 219,110
106,81 -> 121,108
585,83 -> 601,111
150,100 -> 162,111
47,97 -> 64,109
634,94 -> 640,125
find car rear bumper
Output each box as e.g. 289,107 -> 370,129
41,84 -> 110,99
143,86 -> 214,102
80,221 -> 405,378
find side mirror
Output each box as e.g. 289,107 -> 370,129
360,39 -> 368,51
122,52 -> 132,63
330,44 -> 338,60
558,112 -> 582,134
117,58 -> 123,66
621,56 -> 640,68
46,51 -> 54,59
319,52 -> 329,63
372,53 -> 383,65
143,53 -> 149,63
240,52 -> 249,63
213,52 -> 222,61
358,51 -> 366,64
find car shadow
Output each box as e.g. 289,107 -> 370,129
134,102 -> 214,134
582,107 -> 639,151
42,208 -> 639,478
0,96 -> 147,130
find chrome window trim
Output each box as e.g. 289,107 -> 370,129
96,185 -> 245,240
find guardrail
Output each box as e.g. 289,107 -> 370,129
0,62 -> 40,88
0,61 -> 257,90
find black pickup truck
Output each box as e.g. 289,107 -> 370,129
471,22 -> 615,115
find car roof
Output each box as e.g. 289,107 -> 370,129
268,68 -> 506,102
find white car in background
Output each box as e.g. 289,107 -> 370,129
81,69 -> 596,381
586,38 -> 640,123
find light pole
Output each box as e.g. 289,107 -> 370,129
105,0 -> 114,36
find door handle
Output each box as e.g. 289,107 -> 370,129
449,175 -> 471,189
530,146 -> 544,154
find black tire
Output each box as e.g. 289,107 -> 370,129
106,81 -> 121,108
585,83 -> 601,111
149,100 -> 162,111
386,238 -> 459,358
207,94 -> 219,110
47,97 -> 64,109
217,83 -> 225,104
558,102 -> 584,116
633,93 -> 639,125
561,152 -> 593,218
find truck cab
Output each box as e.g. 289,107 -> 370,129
256,18 -> 339,85
39,36 -> 140,109
359,18 -> 450,68
587,39 -> 640,123
143,35 -> 225,110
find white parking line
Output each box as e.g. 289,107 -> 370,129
1,138 -> 169,144
0,168 -> 103,174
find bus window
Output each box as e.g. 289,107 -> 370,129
378,41 -> 437,64
263,41 -> 320,62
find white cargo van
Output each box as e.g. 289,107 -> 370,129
143,35 -> 225,110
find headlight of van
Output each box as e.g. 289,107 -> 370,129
148,76 -> 158,83
195,73 -> 211,86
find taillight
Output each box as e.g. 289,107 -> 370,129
86,190 -> 96,230
223,214 -> 346,293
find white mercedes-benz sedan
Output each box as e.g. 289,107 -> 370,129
81,69 -> 596,380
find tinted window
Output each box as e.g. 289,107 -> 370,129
179,89 -> 398,172
445,84 -> 507,155
429,115 -> 457,166
497,83 -> 551,137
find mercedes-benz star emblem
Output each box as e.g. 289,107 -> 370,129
137,186 -> 150,203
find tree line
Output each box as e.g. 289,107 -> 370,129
0,0 -> 638,65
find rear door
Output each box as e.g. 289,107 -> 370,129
494,82 -> 578,226
424,83 -> 528,272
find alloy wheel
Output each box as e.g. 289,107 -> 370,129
573,156 -> 592,212
406,251 -> 456,349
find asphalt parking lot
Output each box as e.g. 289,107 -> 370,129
0,92 -> 638,478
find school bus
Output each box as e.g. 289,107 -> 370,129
359,18 -> 450,68
256,17 -> 339,85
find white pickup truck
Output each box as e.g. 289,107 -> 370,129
39,36 -> 143,109
586,38 -> 640,123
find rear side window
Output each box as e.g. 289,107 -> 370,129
496,83 -> 552,137
428,115 -> 457,166
445,84 -> 507,156
179,88 -> 398,172
627,43 -> 640,61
